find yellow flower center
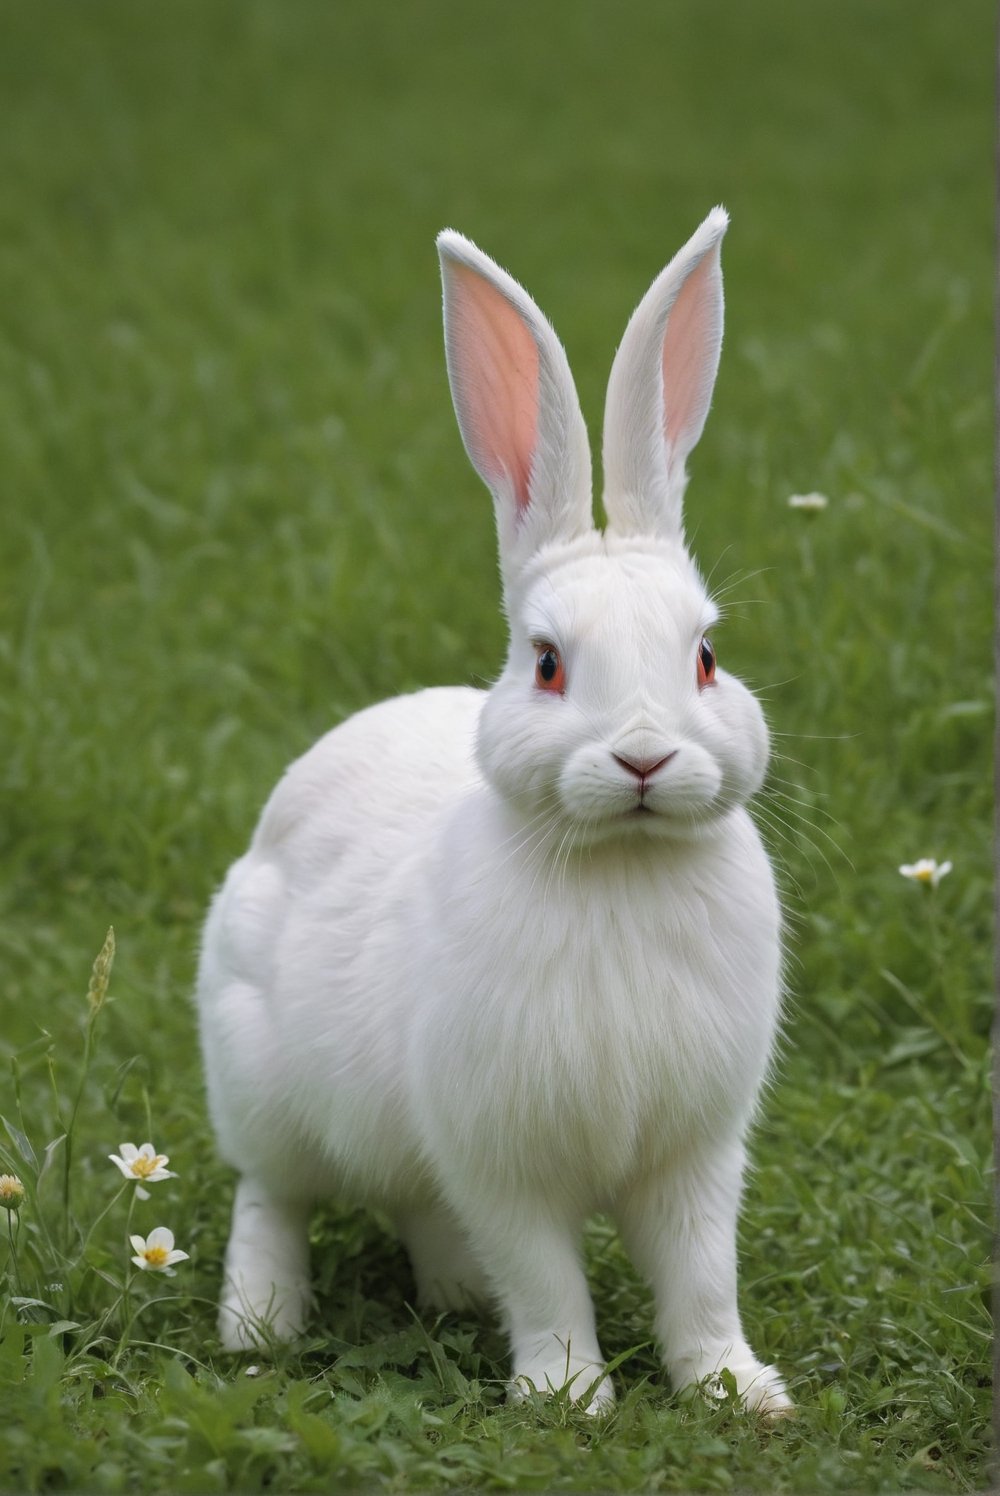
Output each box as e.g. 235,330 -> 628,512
130,1154 -> 166,1178
143,1245 -> 170,1268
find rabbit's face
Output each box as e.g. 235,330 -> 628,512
476,535 -> 769,845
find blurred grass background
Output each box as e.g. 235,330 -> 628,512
0,1 -> 993,1490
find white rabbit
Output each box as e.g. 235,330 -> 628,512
196,207 -> 792,1415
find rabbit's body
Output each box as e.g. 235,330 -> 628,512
197,212 -> 794,1413
201,693 -> 778,1211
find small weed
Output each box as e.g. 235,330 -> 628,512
1,932 -> 192,1380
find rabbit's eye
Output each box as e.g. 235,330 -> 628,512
697,637 -> 717,688
535,644 -> 565,693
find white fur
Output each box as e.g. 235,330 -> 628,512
196,210 -> 792,1415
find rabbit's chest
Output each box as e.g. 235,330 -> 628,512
419,835 -> 781,1197
512,940 -> 755,1178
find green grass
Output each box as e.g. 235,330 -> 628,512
0,1 -> 992,1490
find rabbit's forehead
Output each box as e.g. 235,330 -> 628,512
519,550 -> 715,645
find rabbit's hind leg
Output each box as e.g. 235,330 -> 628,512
218,1177 -> 313,1351
399,1203 -> 492,1313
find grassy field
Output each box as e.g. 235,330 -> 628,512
0,1 -> 993,1490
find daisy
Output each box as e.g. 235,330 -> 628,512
129,1226 -> 189,1275
899,858 -> 952,889
787,491 -> 829,512
109,1142 -> 176,1185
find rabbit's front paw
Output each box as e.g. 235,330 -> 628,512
681,1355 -> 793,1417
510,1352 -> 615,1414
218,1275 -> 311,1352
734,1362 -> 793,1416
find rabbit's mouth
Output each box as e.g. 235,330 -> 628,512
613,792 -> 724,837
617,798 -> 673,830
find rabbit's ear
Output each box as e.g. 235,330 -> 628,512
438,231 -> 593,587
601,207 -> 728,541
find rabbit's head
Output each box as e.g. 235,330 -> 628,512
438,211 -> 768,845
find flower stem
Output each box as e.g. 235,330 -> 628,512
5,1211 -> 21,1296
116,1189 -> 139,1350
79,1180 -> 131,1258
61,1014 -> 96,1252
62,930 -> 115,1253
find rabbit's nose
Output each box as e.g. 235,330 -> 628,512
613,750 -> 677,781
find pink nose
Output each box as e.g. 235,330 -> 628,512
613,751 -> 676,781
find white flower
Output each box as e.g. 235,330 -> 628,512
109,1142 -> 176,1186
899,858 -> 953,889
129,1226 -> 189,1275
787,491 -> 829,512
0,1174 -> 25,1212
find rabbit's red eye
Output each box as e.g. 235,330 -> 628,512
697,637 -> 716,688
535,644 -> 565,693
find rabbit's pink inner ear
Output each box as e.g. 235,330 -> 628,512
446,261 -> 539,518
660,245 -> 723,458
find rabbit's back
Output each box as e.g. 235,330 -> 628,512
253,685 -> 484,873
196,686 -> 484,1202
